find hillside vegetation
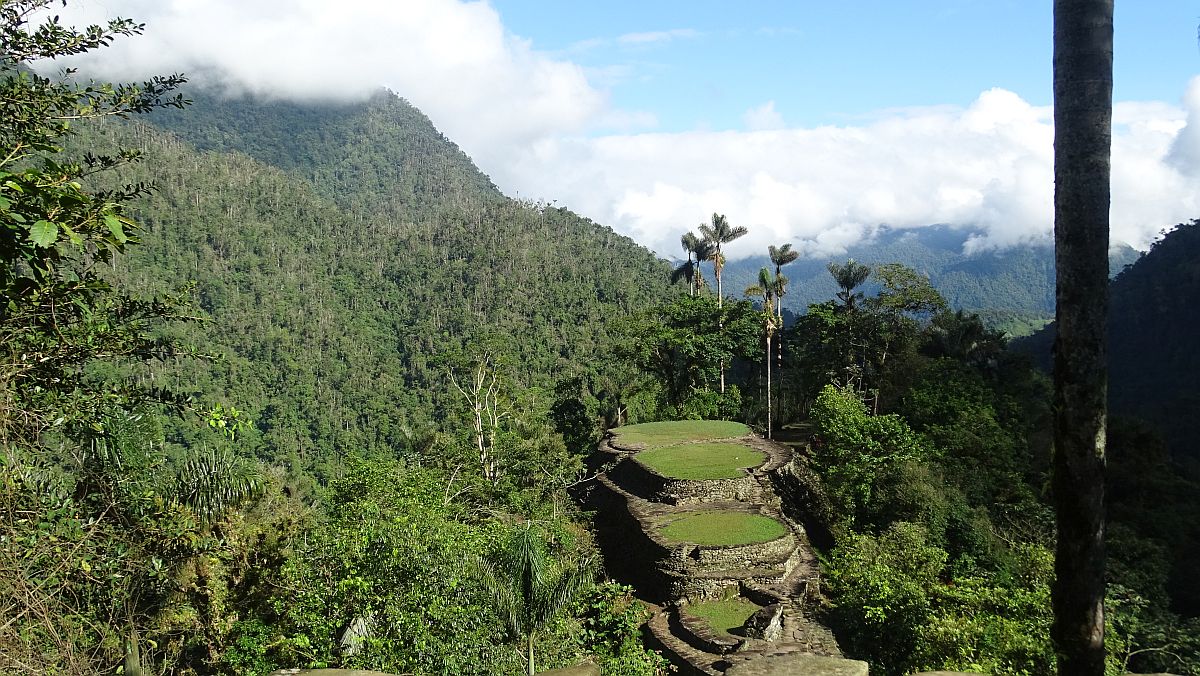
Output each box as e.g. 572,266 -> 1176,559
78,88 -> 676,474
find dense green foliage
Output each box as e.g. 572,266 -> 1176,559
1017,220 -> 1200,616
75,99 -> 674,475
1,4 -> 674,674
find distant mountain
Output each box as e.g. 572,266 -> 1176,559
1014,219 -> 1200,467
719,225 -> 1138,334
81,88 -> 675,468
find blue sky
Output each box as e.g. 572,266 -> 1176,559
490,1 -> 1198,131
52,0 -> 1200,258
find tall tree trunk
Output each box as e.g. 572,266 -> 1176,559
716,258 -> 726,393
124,622 -> 144,676
1052,2 -> 1112,675
527,632 -> 536,676
765,331 -> 772,439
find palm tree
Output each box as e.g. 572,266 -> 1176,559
827,259 -> 871,311
768,243 -> 800,326
700,213 -> 748,393
671,231 -> 712,296
478,523 -> 592,676
1052,1 -> 1112,674
768,244 -> 799,419
745,268 -> 778,438
80,418 -> 263,676
826,259 -> 872,392
699,213 -> 749,308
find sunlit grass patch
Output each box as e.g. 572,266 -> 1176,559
611,420 -> 749,448
687,594 -> 762,637
658,510 -> 788,546
636,442 -> 764,479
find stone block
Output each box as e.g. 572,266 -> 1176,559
742,603 -> 784,642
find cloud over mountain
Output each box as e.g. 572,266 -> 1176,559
44,1 -> 1200,260
505,85 -> 1200,259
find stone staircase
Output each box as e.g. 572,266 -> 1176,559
582,428 -> 863,675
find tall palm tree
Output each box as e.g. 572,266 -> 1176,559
768,244 -> 799,419
768,243 -> 800,326
745,268 -> 777,438
700,213 -> 748,393
671,231 -> 712,296
699,213 -> 749,308
478,523 -> 592,676
1052,1 -> 1112,674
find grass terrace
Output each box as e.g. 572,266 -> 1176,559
610,420 -> 750,448
658,510 -> 788,546
636,442 -> 765,480
687,594 -> 763,637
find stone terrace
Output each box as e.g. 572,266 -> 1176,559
583,423 -> 859,675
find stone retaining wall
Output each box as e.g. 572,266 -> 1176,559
609,456 -> 764,505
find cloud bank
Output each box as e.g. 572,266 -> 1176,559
45,0 -> 605,173
42,1 -> 1200,259
506,83 -> 1200,258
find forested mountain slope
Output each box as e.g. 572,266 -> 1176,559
1016,219 -> 1200,467
722,225 -> 1137,334
81,90 -> 674,472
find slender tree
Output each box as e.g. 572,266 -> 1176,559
477,523 -> 592,676
745,268 -> 777,438
671,232 -> 699,295
827,259 -> 872,311
768,243 -> 800,326
768,244 -> 799,419
671,231 -> 712,296
700,213 -> 748,392
1051,1 -> 1112,674
699,213 -> 748,308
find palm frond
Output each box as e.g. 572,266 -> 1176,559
173,449 -> 262,525
769,243 -> 799,267
670,260 -> 695,285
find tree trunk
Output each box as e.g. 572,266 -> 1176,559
716,261 -> 725,393
527,632 -> 536,676
1051,2 -> 1112,675
766,331 -> 772,439
124,623 -> 144,676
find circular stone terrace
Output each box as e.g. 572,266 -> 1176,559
608,420 -> 751,450
657,509 -> 788,547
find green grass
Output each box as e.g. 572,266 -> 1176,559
687,596 -> 762,637
636,442 -> 765,479
611,420 -> 749,448
658,511 -> 788,546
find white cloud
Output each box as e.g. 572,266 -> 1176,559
504,84 -> 1200,259
39,0 -> 606,173
743,101 -> 785,131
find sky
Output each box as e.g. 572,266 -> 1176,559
40,0 -> 1200,259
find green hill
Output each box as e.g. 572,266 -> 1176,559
81,88 -> 675,470
1015,220 -> 1200,466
